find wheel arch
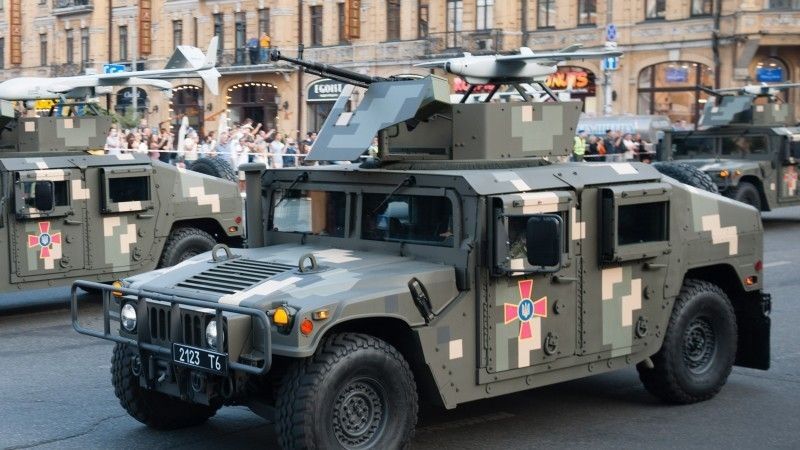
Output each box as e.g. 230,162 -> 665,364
323,316 -> 445,408
683,264 -> 770,369
169,218 -> 243,247
737,175 -> 770,211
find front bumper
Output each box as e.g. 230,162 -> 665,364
71,280 -> 272,376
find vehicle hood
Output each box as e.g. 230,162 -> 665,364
125,244 -> 458,313
675,158 -> 758,172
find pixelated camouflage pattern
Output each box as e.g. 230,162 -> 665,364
8,116 -> 111,153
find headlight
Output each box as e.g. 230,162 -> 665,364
206,320 -> 224,348
120,303 -> 137,332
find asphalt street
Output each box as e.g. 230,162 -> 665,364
2,207 -> 800,449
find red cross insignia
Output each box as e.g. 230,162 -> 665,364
27,221 -> 62,270
504,279 -> 548,340
784,167 -> 798,196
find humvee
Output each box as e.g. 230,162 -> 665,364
657,86 -> 800,211
73,52 -> 771,449
0,112 -> 243,293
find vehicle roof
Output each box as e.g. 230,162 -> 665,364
0,153 -> 151,171
274,161 -> 663,196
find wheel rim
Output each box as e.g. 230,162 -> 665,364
332,377 -> 387,448
683,317 -> 717,374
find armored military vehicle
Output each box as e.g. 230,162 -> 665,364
73,51 -> 770,449
657,84 -> 800,211
0,111 -> 243,293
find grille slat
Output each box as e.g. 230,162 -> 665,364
175,259 -> 294,295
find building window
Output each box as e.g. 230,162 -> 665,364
637,61 -> 714,126
213,14 -> 224,62
0,38 -> 4,70
66,30 -> 73,64
119,26 -> 128,61
476,0 -> 494,30
40,33 -> 47,66
578,0 -> 596,25
173,20 -> 183,49
645,0 -> 666,19
234,12 -> 246,64
259,8 -> 270,35
538,0 -> 555,28
193,17 -> 199,46
338,3 -> 347,43
80,28 -> 89,66
387,0 -> 401,40
768,0 -> 800,8
310,6 -> 323,46
419,1 -> 429,38
691,0 -> 713,15
446,0 -> 463,48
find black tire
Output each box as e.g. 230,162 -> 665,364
111,343 -> 219,429
652,162 -> 719,193
730,181 -> 762,211
276,333 -> 418,449
190,157 -> 238,183
158,227 -> 216,268
637,279 -> 737,404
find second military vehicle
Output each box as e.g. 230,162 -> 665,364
0,112 -> 243,293
73,51 -> 770,449
658,84 -> 800,211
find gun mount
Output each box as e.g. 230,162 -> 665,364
0,102 -> 110,154
272,50 -> 581,163
699,82 -> 800,128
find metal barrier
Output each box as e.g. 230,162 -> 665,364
71,280 -> 272,375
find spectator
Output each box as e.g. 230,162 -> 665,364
284,138 -> 299,167
622,133 -> 637,161
269,132 -> 286,168
183,131 -> 199,167
585,135 -> 601,161
148,135 -> 161,161
104,126 -> 123,155
604,130 -> 624,162
157,128 -> 173,163
247,36 -> 260,64
259,33 -> 271,62
573,130 -> 587,162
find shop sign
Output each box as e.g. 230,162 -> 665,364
116,87 -> 148,106
307,78 -> 349,103
665,67 -> 689,83
756,67 -> 784,83
545,68 -> 595,95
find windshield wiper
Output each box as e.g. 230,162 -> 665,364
274,172 -> 309,208
371,175 -> 416,216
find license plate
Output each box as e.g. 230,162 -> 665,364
172,343 -> 228,375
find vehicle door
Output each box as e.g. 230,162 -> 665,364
85,165 -> 157,274
579,183 -> 671,359
777,134 -> 800,203
10,168 -> 87,281
481,191 -> 579,382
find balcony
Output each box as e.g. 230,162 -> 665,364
52,0 -> 93,16
424,30 -> 508,57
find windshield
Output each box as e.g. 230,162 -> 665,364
270,189 -> 347,237
671,135 -> 716,159
362,193 -> 453,247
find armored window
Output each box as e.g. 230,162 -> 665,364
101,166 -> 153,213
671,135 -> 716,159
362,194 -> 453,247
601,183 -> 671,263
14,171 -> 75,219
270,190 -> 347,237
720,135 -> 768,157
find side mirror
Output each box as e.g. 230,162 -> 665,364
33,181 -> 54,212
525,215 -> 562,268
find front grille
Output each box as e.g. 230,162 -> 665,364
147,303 -> 171,344
183,310 -> 205,347
175,258 -> 294,295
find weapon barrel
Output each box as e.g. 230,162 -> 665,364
269,50 -> 382,85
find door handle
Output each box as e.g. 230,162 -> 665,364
137,213 -> 155,219
551,275 -> 577,283
645,263 -> 667,270
64,218 -> 82,225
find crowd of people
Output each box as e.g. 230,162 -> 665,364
103,118 -> 317,172
572,129 -> 656,163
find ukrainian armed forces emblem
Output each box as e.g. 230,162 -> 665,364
504,279 -> 547,367
27,221 -> 62,270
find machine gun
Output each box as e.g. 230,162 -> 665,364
698,82 -> 800,127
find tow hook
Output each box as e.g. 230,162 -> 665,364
191,372 -> 207,393
131,355 -> 142,376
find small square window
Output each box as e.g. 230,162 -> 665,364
109,176 -> 150,203
617,202 -> 668,245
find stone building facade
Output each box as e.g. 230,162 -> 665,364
0,0 -> 797,136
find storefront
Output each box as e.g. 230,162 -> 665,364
306,78 -> 348,133
545,66 -> 596,112
114,87 -> 148,119
637,61 -> 714,126
226,82 -> 278,130
170,85 -> 204,134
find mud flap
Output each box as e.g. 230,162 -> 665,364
734,292 -> 771,370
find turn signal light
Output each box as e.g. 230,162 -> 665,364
228,226 -> 238,233
300,318 -> 314,336
745,276 -> 758,286
273,307 -> 290,326
755,260 -> 763,272
719,170 -> 730,178
234,216 -> 242,224
312,309 -> 330,321
111,280 -> 124,298
734,169 -> 743,176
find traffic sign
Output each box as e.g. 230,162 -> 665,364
605,24 -> 617,42
103,64 -> 127,74
602,57 -> 619,71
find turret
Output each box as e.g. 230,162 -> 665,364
699,82 -> 799,128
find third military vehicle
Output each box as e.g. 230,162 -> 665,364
658,83 -> 800,211
73,50 -> 771,449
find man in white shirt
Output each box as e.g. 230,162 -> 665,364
269,133 -> 285,169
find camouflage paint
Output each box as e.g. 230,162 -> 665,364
103,216 -> 137,270
601,266 -> 641,358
